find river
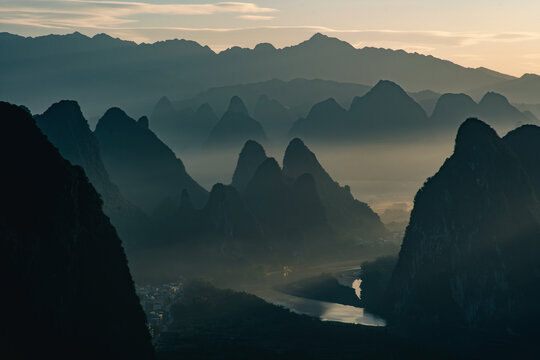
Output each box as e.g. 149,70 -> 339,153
250,266 -> 386,327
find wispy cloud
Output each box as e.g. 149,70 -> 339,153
237,15 -> 275,21
0,1 -> 278,29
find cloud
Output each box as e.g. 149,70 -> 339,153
0,1 -> 278,29
237,15 -> 275,21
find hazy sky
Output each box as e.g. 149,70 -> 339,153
2,0 -> 540,76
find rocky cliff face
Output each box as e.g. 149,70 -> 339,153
387,118 -> 540,335
1,102 -> 154,359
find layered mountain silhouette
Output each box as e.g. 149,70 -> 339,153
178,78 -> 371,118
151,96 -> 218,150
34,100 -> 155,250
94,107 -> 208,212
151,183 -> 265,260
231,140 -> 268,193
229,138 -> 388,254
293,82 -> 536,142
291,80 -> 429,140
431,91 -> 537,132
282,138 -> 387,242
2,31 -> 524,116
205,96 -> 266,149
253,95 -> 295,140
473,73 -> 540,104
243,157 -> 330,259
386,118 -> 540,337
1,102 -> 153,359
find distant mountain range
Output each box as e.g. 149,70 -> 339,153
291,81 -> 537,142
3,31 -> 538,118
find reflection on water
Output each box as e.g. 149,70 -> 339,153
254,288 -> 386,327
352,279 -> 362,299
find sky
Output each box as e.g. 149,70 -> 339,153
1,0 -> 540,76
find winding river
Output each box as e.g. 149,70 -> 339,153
252,267 -> 386,327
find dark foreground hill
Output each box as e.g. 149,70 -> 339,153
1,102 -> 154,359
382,118 -> 540,357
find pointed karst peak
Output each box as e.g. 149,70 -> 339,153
43,100 -> 84,120
231,139 -> 268,192
308,98 -> 344,116
70,31 -> 88,39
96,107 -> 136,130
227,96 -> 249,115
283,138 -> 323,175
156,95 -> 173,109
303,32 -> 354,50
285,137 -> 311,159
310,32 -> 329,41
454,118 -> 500,154
479,91 -> 511,107
240,139 -> 266,158
137,116 -> 149,129
252,157 -> 283,183
370,80 -> 407,96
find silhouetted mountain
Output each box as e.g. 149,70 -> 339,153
1,102 -> 153,359
2,31 -> 522,116
202,183 -> 266,258
94,107 -> 208,212
178,78 -> 371,118
282,138 -> 387,242
431,91 -> 536,133
387,118 -> 540,338
231,140 -> 268,192
147,183 -> 266,267
430,93 -> 479,128
34,100 -> 155,250
150,96 -> 218,150
244,157 -> 330,259
253,95 -> 295,140
349,80 -> 429,132
206,96 -> 266,149
478,92 -> 532,130
474,73 -> 540,104
291,80 -> 429,141
290,98 -> 349,140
